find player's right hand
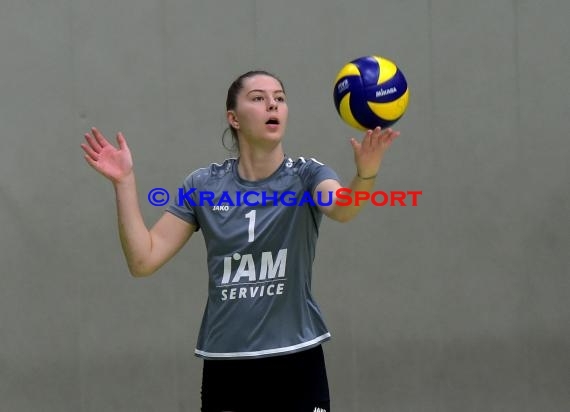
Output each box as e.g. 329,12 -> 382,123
81,127 -> 134,184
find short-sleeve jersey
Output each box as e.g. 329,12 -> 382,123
166,156 -> 340,359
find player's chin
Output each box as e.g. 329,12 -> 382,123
262,127 -> 285,141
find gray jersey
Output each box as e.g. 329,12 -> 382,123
167,156 -> 340,359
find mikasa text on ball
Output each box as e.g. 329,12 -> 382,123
333,55 -> 409,131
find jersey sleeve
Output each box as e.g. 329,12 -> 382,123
165,171 -> 201,230
298,158 -> 341,194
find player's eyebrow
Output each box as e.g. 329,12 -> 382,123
247,89 -> 285,95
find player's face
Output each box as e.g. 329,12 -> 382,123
231,75 -> 288,146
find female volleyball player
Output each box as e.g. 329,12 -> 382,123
81,70 -> 399,411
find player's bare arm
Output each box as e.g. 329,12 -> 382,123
82,128 -> 196,277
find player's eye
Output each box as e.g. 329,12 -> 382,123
252,96 -> 264,101
275,96 -> 286,102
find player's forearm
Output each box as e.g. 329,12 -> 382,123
113,173 -> 154,277
327,174 -> 378,222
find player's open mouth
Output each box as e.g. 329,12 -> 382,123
265,118 -> 280,125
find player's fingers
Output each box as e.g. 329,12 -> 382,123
81,143 -> 99,160
366,127 -> 383,148
91,127 -> 109,147
116,132 -> 128,150
84,133 -> 102,153
380,131 -> 400,151
362,129 -> 374,149
385,130 -> 400,143
373,127 -> 386,143
84,154 -> 99,170
378,129 -> 397,145
350,137 -> 361,152
378,127 -> 390,139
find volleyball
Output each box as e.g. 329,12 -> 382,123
333,55 -> 409,131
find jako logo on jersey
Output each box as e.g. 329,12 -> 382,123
313,408 -> 327,412
212,205 -> 230,211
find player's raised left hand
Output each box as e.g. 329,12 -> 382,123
350,126 -> 399,178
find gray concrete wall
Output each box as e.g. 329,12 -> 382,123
0,0 -> 568,410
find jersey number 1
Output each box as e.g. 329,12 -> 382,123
245,210 -> 256,242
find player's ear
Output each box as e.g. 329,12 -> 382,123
227,110 -> 239,129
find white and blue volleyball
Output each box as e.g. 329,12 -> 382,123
333,55 -> 409,131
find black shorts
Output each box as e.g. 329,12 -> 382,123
201,345 -> 330,412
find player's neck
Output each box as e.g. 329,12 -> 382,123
237,146 -> 285,181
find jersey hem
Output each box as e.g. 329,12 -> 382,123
194,333 -> 331,360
